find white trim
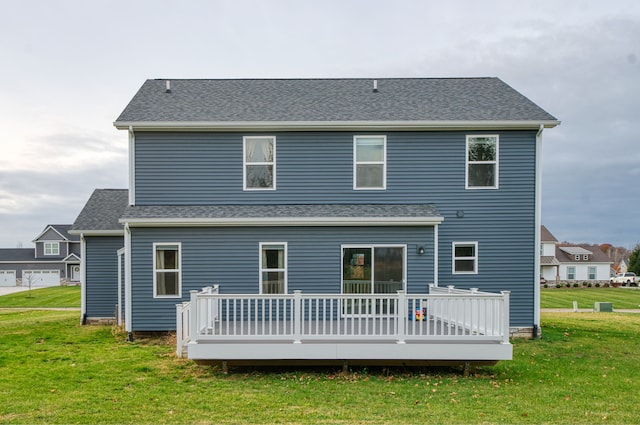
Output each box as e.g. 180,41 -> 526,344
117,247 -> 125,326
243,136 -> 276,191
114,120 -> 561,132
452,241 -> 478,275
32,225 -> 69,242
124,224 -> 132,332
152,242 -> 182,299
0,260 -> 69,264
129,126 -> 136,205
341,244 -> 407,294
43,242 -> 60,256
122,216 -> 444,227
80,234 -> 86,320
68,230 -> 124,236
534,125 -> 543,330
466,135 -> 499,190
258,242 -> 288,294
353,135 -> 387,190
62,253 -> 81,262
433,225 -> 439,287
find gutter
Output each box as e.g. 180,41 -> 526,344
534,124 -> 544,336
120,216 -> 445,227
114,120 -> 561,132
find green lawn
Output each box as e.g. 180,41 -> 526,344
1,309 -> 638,424
0,286 -> 80,308
541,287 -> 640,310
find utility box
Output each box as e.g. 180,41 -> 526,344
594,302 -> 613,312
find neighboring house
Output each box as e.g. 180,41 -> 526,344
75,78 -> 559,363
69,189 -> 128,323
617,259 -> 628,274
539,226 -> 612,282
0,225 -> 81,287
556,244 -> 612,281
540,225 -> 560,282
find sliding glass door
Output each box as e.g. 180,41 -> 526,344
342,245 -> 405,315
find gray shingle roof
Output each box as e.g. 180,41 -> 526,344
115,78 -> 558,125
0,248 -> 37,262
555,245 -> 612,264
71,189 -> 129,233
121,204 -> 440,222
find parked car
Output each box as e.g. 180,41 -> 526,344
610,272 -> 637,286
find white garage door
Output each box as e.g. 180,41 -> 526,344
22,270 -> 61,287
0,270 -> 17,286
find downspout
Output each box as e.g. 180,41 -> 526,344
80,233 -> 87,325
124,223 -> 133,339
128,126 -> 136,206
433,224 -> 439,287
534,124 -> 544,337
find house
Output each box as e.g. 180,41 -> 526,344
555,244 -> 612,282
0,225 -> 81,287
540,225 -> 560,282
539,226 -> 612,282
69,189 -> 128,323
75,78 -> 559,363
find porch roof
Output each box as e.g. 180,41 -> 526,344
121,204 -> 443,227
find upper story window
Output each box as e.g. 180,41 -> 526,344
574,254 -> 580,261
153,243 -> 181,298
260,243 -> 287,294
244,136 -> 276,190
466,135 -> 498,189
452,242 -> 478,274
43,242 -> 60,256
354,136 -> 386,190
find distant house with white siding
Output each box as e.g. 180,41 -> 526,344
539,226 -> 612,283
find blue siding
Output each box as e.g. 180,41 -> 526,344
131,130 -> 537,329
85,236 -> 123,318
129,226 -> 434,331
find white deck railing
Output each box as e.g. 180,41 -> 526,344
176,286 -> 510,358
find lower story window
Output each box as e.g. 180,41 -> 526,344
260,243 -> 287,294
452,242 -> 478,274
342,245 -> 405,294
567,266 -> 576,280
588,266 -> 596,280
153,243 -> 181,298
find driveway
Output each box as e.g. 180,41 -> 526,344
0,286 -> 44,296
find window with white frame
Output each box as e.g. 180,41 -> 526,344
452,242 -> 478,274
244,136 -> 276,190
574,254 -> 580,261
567,266 -> 576,280
153,243 -> 181,298
588,266 -> 597,280
354,136 -> 386,189
43,242 -> 60,256
260,243 -> 287,294
466,135 -> 498,189
583,254 -> 589,260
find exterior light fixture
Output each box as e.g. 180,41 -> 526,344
417,246 -> 425,255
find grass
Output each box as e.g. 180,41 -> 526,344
1,309 -> 639,424
541,287 -> 640,310
0,286 -> 80,308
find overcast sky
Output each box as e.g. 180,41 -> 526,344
0,0 -> 638,248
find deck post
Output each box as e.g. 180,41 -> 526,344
293,290 -> 302,344
176,303 -> 183,358
189,290 -> 199,343
396,290 -> 406,344
501,291 -> 511,344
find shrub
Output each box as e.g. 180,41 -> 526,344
565,283 -> 572,288
595,282 -> 601,288
587,282 -> 593,288
573,282 -> 580,288
543,283 -> 548,288
604,282 -> 610,288
556,283 -> 562,288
